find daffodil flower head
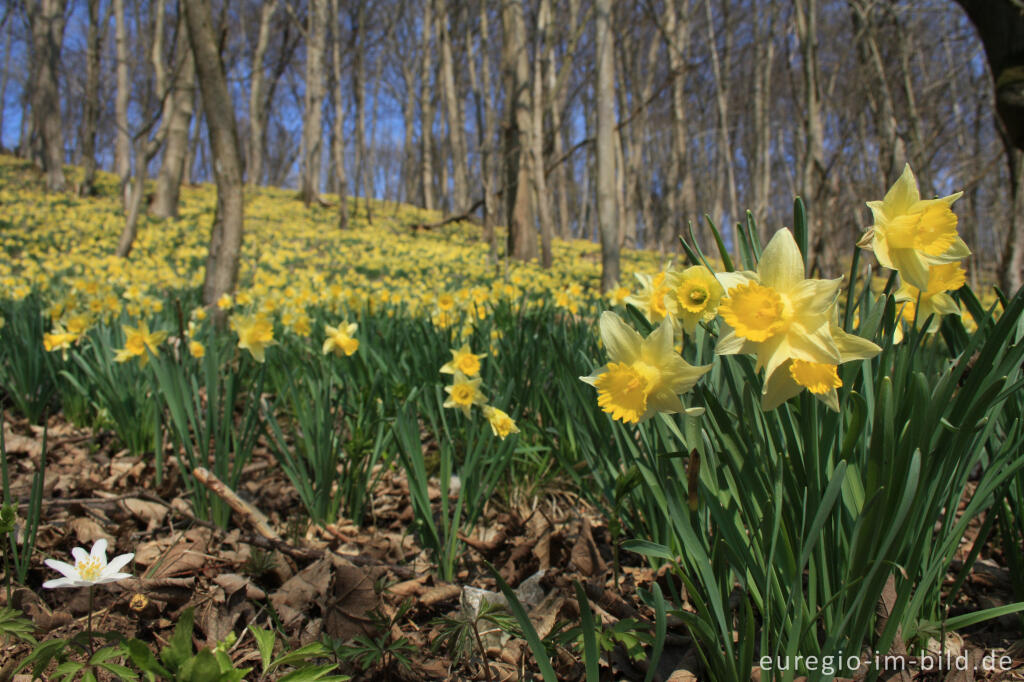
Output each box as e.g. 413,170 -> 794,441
626,270 -> 678,324
858,164 -> 969,290
894,262 -> 966,333
760,321 -> 881,412
483,405 -> 520,439
43,539 -> 134,589
113,322 -> 168,367
716,228 -> 843,386
440,343 -> 486,377
232,313 -> 275,363
580,311 -> 710,424
672,265 -> 724,334
443,371 -> 487,418
323,321 -> 359,356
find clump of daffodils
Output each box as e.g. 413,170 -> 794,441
859,164 -> 970,331
439,342 -> 519,439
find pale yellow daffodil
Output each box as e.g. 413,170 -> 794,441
672,265 -> 724,335
761,322 -> 881,411
323,321 -> 359,356
894,261 -> 966,333
440,343 -> 486,377
715,228 -> 843,388
580,311 -> 710,424
232,313 -> 275,363
858,164 -> 969,290
443,371 -> 487,417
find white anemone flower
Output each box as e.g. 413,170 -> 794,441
43,539 -> 134,589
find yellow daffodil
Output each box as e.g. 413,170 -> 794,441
443,371 -> 487,417
761,322 -> 881,411
216,293 -> 233,310
858,164 -> 969,290
232,313 -> 275,362
440,343 -> 485,377
189,340 -> 206,358
323,322 -> 359,356
483,405 -> 520,439
43,323 -> 81,353
114,322 -> 168,366
580,311 -> 710,424
894,261 -> 966,332
672,265 -> 724,334
716,228 -> 843,388
626,270 -> 677,324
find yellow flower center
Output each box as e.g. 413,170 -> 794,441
885,204 -> 958,255
124,334 -> 147,356
719,282 -> 788,342
450,383 -> 477,407
677,282 -> 710,313
455,353 -> 481,376
593,361 -> 658,424
76,557 -> 104,582
789,360 -> 842,394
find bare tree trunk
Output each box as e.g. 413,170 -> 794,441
596,0 -> 618,291
352,3 -> 373,224
247,0 -> 276,186
664,0 -> 694,251
850,0 -> 906,184
25,0 -> 68,192
116,139 -> 148,257
795,0 -> 830,273
531,0 -> 555,267
300,0 -> 327,204
152,14 -> 196,218
79,0 -> 105,196
0,24 -> 11,152
437,0 -> 469,211
420,0 -> 435,211
704,0 -> 738,250
182,0 -> 246,309
751,0 -> 775,231
999,132 -> 1024,292
468,0 -> 497,261
500,0 -> 537,261
329,0 -> 348,229
400,59 -> 417,204
114,0 -> 130,198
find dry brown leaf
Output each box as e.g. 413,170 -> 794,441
270,558 -> 333,629
66,517 -> 115,548
121,498 -> 168,531
2,429 -> 41,457
324,557 -> 379,641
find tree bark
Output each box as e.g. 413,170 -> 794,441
596,0 -> 618,291
182,0 -> 246,308
247,0 -> 276,187
25,0 -> 68,192
300,0 -> 327,204
437,0 -> 470,212
329,0 -> 348,229
79,0 -> 105,196
467,0 -> 498,261
500,0 -> 537,261
531,0 -> 555,267
420,0 -> 436,211
152,13 -> 197,218
114,0 -> 130,198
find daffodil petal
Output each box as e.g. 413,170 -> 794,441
761,362 -> 803,411
884,164 -> 920,215
757,228 -> 806,292
599,311 -> 642,364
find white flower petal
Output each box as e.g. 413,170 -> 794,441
42,577 -> 77,589
71,547 -> 90,565
104,553 -> 134,574
90,538 -> 108,561
44,559 -> 79,579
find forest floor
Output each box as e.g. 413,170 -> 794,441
1,410 -> 1023,681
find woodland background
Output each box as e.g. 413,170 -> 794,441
4,0 -> 1024,292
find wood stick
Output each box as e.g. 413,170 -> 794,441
192,467 -> 280,542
